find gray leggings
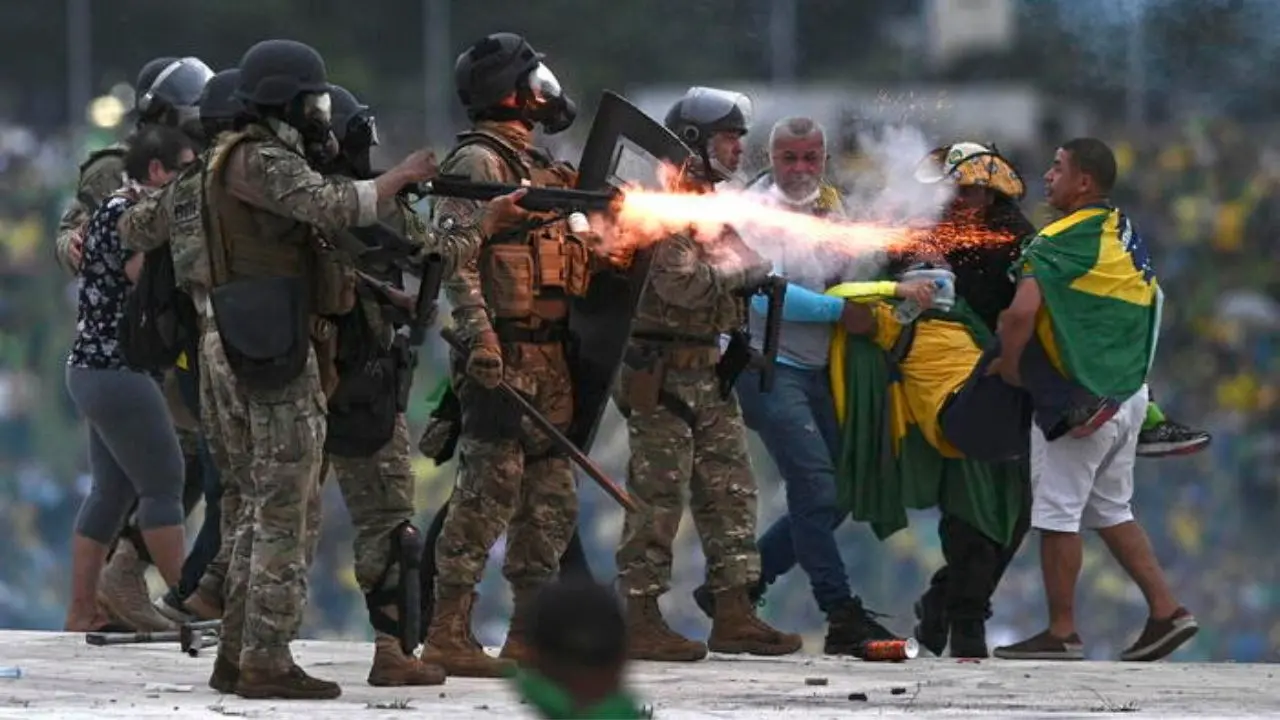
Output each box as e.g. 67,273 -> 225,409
66,365 -> 185,543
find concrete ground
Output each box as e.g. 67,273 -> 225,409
0,630 -> 1275,718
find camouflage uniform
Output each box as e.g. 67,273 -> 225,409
614,228 -> 802,661
323,193 -> 449,687
421,120 -> 594,678
196,117 -> 377,696
119,153 -> 237,622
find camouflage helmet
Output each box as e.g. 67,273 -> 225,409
914,141 -> 1025,200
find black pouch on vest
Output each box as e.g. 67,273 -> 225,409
325,302 -> 400,457
210,276 -> 309,393
325,356 -> 399,457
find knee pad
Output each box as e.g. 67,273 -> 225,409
364,520 -> 425,655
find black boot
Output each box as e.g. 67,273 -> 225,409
824,597 -> 900,656
948,618 -> 989,659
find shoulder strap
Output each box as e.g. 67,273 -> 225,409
447,129 -> 530,182
887,320 -> 917,367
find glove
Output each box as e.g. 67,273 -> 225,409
466,331 -> 504,389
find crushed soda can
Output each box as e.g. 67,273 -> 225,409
859,638 -> 919,662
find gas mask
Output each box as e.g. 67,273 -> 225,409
339,112 -> 379,179
520,63 -> 576,135
287,91 -> 336,162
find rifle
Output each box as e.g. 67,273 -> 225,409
419,175 -> 622,216
715,275 -> 787,398
439,327 -> 638,513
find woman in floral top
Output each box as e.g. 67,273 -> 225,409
63,125 -> 197,632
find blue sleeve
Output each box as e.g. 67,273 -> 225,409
751,282 -> 844,323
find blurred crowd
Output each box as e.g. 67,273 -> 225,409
0,113 -> 1275,663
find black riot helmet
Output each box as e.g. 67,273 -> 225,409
137,57 -> 215,118
235,39 -> 334,151
328,84 -> 378,179
198,69 -> 243,140
235,39 -> 330,107
454,32 -> 577,134
328,84 -> 377,147
664,86 -> 752,182
134,57 -> 179,109
663,86 -> 751,147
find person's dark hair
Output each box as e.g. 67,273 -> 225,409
531,577 -> 626,669
1061,137 -> 1117,194
123,125 -> 196,183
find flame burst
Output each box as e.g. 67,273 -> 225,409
601,178 -> 1016,263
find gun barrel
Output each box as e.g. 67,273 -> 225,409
423,177 -> 620,213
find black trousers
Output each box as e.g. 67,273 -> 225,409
924,487 -> 1031,622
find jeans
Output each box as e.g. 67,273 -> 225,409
174,361 -> 222,600
736,364 -> 851,614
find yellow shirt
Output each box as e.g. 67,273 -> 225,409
870,304 -> 981,456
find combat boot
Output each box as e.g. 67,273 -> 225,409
419,588 -> 513,678
368,632 -> 446,686
707,586 -> 802,656
208,653 -> 240,694
97,543 -> 175,632
498,586 -> 538,665
824,597 -> 900,656
624,595 -> 707,662
234,664 -> 341,700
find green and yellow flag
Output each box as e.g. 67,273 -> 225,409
826,294 -> 1026,546
1019,205 -> 1162,399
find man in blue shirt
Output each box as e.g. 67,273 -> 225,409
693,117 -> 905,653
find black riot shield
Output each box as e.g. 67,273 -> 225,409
567,90 -> 694,453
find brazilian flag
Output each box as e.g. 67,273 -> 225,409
1019,205 -> 1162,399
826,294 -> 1026,546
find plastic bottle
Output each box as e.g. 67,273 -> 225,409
0,667 -> 22,679
893,278 -> 948,324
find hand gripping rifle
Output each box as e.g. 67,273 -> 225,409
439,327 -> 637,513
418,175 -> 623,218
715,275 -> 786,398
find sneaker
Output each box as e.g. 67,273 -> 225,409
912,594 -> 947,657
992,630 -> 1084,660
1043,397 -> 1120,441
1137,421 -> 1211,458
1120,607 -> 1198,661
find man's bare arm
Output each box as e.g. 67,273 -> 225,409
997,277 -> 1042,386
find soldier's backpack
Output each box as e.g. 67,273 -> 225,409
120,241 -> 198,373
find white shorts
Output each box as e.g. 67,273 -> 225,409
1029,384 -> 1150,533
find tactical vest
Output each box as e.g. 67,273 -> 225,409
203,125 -> 351,317
444,129 -> 591,332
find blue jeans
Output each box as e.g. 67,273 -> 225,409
736,364 -> 851,613
174,361 -> 222,600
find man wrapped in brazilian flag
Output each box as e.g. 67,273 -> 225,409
826,143 -> 1039,659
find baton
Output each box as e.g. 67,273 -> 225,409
440,327 -> 637,512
